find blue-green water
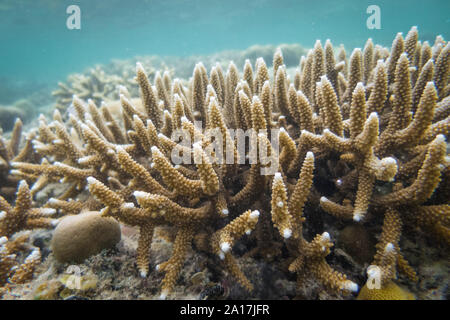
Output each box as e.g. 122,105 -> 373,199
0,0 -> 449,97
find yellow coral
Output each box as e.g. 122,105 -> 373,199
357,281 -> 415,300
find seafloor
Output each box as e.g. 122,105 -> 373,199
2,186 -> 448,300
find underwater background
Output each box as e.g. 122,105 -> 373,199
1,0 -> 449,103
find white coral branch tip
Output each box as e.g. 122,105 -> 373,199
150,146 -> 160,153
25,248 -> 41,262
86,176 -> 97,185
435,134 -> 445,143
78,155 -> 95,165
355,82 -> 364,90
0,236 -> 7,246
385,243 -> 395,253
159,290 -> 168,300
283,228 -> 292,239
342,280 -> 359,292
381,157 -> 396,166
252,96 -> 261,104
18,180 -> 27,189
136,62 -> 145,72
353,212 -> 363,222
321,232 -> 330,241
133,191 -> 148,200
116,146 -> 125,153
368,112 -> 378,120
250,210 -> 260,219
40,208 -> 57,215
220,242 -> 231,253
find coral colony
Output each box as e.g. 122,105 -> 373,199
0,26 -> 449,299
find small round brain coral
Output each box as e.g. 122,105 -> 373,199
51,211 -> 121,263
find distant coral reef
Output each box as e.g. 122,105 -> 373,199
52,43 -> 307,113
52,65 -> 158,112
1,27 -> 449,300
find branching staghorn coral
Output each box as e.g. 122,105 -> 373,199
6,26 -> 449,299
272,153 -> 358,294
0,116 -> 55,203
0,110 -> 67,296
1,235 -> 42,294
0,180 -> 58,295
303,29 -> 449,285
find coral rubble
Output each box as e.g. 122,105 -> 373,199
1,27 -> 449,299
